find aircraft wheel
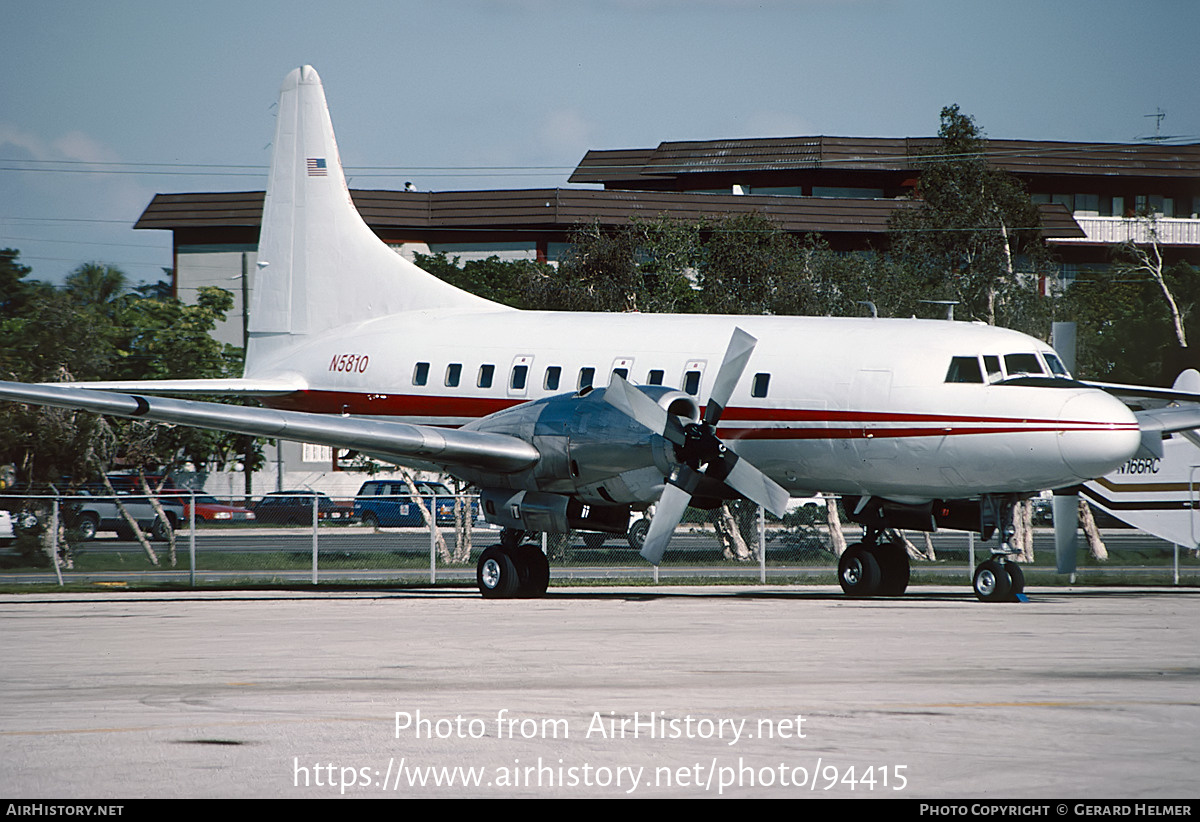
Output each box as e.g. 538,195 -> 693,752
627,518 -> 649,551
477,545 -> 520,599
871,540 -> 910,596
838,543 -> 882,597
973,559 -> 1013,602
1006,562 -> 1025,598
514,544 -> 550,597
582,532 -> 606,550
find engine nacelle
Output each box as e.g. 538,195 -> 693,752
461,384 -> 699,507
479,489 -> 630,535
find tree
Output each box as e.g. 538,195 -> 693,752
1109,214 -> 1197,367
889,105 -> 1054,333
414,252 -> 553,309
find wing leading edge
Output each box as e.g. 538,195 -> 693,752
0,381 -> 538,474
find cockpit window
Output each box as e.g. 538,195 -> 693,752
1043,353 -> 1070,378
1003,353 -> 1044,378
983,355 -> 1002,382
945,356 -> 984,383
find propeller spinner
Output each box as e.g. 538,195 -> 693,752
604,328 -> 789,564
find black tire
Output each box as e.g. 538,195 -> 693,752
360,511 -> 379,530
514,544 -> 550,597
477,545 -> 520,599
871,540 -> 910,596
838,543 -> 882,597
973,559 -> 1013,602
1006,562 -> 1025,598
75,514 -> 99,542
581,532 -> 606,550
151,516 -> 175,542
627,518 -> 650,551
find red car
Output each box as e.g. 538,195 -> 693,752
105,474 -> 255,523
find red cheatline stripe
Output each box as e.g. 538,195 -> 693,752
265,390 -> 1136,435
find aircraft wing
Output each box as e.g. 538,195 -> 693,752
39,376 -> 308,396
1134,405 -> 1200,458
1083,368 -> 1200,408
0,381 -> 539,474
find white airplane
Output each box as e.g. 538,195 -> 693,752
1073,370 -> 1200,562
1,66 -> 1190,601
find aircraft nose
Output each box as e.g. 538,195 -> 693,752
1057,391 -> 1140,480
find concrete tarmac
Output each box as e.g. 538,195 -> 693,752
0,585 -> 1197,799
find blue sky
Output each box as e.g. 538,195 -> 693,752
3,0 -> 1198,285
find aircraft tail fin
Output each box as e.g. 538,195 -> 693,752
247,66 -> 501,373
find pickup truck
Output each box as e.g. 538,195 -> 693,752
0,490 -> 184,541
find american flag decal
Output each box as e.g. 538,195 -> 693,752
307,157 -> 327,176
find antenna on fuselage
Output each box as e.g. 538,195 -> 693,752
919,300 -> 959,321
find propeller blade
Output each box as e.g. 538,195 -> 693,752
640,471 -> 696,565
1052,490 -> 1079,575
603,375 -> 686,445
704,327 -> 757,426
721,453 -> 790,518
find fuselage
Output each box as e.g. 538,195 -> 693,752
253,308 -> 1141,502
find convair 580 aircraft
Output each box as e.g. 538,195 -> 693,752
1,67 -> 1185,601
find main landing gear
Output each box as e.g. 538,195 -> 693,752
476,542 -> 550,599
837,533 -> 910,597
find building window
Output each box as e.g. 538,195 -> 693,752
478,364 -> 495,388
412,362 -> 429,386
544,366 -> 561,391
445,363 -> 462,387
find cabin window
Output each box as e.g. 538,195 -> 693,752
647,369 -> 664,386
510,364 -> 528,390
445,363 -> 462,387
578,367 -> 595,390
683,370 -> 701,396
478,364 -> 495,388
983,355 -> 1002,382
612,367 -> 629,382
544,366 -> 561,391
945,356 -> 983,384
1004,353 -> 1044,378
1044,353 -> 1070,378
412,362 -> 430,386
751,373 -> 771,398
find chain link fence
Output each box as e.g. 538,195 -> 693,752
1,492 -> 1197,587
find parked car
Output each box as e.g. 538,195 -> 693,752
353,480 -> 473,528
0,487 -> 183,541
104,474 -> 255,523
251,491 -> 354,525
69,488 -> 184,541
185,494 -> 257,523
0,509 -> 13,547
